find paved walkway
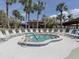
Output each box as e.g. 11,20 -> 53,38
0,35 -> 79,59
65,47 -> 79,59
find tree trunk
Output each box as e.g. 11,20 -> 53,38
37,12 -> 39,29
44,22 -> 47,29
28,13 -> 30,29
26,14 -> 27,28
60,11 -> 63,29
76,24 -> 78,29
6,3 -> 10,29
45,23 -> 46,28
15,17 -> 18,29
6,3 -> 8,16
8,20 -> 10,29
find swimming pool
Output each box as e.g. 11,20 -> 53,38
18,33 -> 62,46
26,33 -> 59,42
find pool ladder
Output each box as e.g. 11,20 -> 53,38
27,33 -> 38,41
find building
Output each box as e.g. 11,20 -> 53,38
63,18 -> 79,29
27,20 -> 44,28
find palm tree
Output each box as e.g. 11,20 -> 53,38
6,0 -> 16,16
6,0 -> 16,28
42,15 -> 49,28
33,0 -> 45,29
57,14 -> 66,22
0,10 -> 7,28
24,0 -> 33,28
13,10 -> 20,19
19,0 -> 33,28
68,14 -> 78,29
19,0 -> 28,20
13,9 -> 21,28
19,16 -> 25,21
68,14 -> 73,21
56,2 -> 68,28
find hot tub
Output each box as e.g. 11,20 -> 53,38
18,33 -> 62,46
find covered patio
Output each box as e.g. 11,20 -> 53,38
63,18 -> 79,29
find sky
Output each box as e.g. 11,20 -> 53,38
0,0 -> 79,20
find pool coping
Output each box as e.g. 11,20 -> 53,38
18,37 -> 62,47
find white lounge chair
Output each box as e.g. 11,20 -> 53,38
54,28 -> 58,33
62,29 -> 66,34
8,29 -> 16,37
19,29 -> 22,33
51,29 -> 54,32
40,29 -> 43,33
48,29 -> 52,33
65,29 -> 73,35
30,29 -> 33,32
25,29 -> 28,33
0,30 -> 9,41
46,29 -> 49,33
57,29 -> 60,33
0,30 -> 6,38
65,29 -> 78,38
27,29 -> 31,32
18,29 -> 24,36
12,29 -> 17,37
15,29 -> 21,36
70,29 -> 79,39
5,30 -> 11,39
20,28 -> 25,34
36,29 -> 39,33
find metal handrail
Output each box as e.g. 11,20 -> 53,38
32,33 -> 39,41
27,33 -> 38,41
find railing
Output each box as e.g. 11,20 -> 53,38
27,33 -> 38,41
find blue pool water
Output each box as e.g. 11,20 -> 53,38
26,33 -> 59,42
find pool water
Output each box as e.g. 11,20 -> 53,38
26,33 -> 59,42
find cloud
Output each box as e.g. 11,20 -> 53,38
62,11 -> 69,16
62,9 -> 79,19
50,11 -> 69,18
50,9 -> 79,19
21,13 -> 26,16
70,9 -> 79,14
50,15 -> 57,18
70,9 -> 79,19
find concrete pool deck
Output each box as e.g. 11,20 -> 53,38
0,34 -> 79,59
65,47 -> 79,59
